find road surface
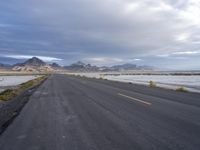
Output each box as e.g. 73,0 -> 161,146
0,74 -> 200,150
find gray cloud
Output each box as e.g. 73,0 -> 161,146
0,0 -> 200,69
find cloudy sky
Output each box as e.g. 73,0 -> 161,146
0,0 -> 200,70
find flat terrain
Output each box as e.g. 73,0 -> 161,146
0,74 -> 200,150
105,74 -> 200,93
0,75 -> 38,92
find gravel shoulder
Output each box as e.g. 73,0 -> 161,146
0,77 -> 47,134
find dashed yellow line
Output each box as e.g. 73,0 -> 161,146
118,93 -> 152,106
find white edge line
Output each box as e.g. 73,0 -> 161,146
118,93 -> 152,106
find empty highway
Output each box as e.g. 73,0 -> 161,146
0,74 -> 200,150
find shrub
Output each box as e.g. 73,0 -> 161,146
76,75 -> 81,77
176,86 -> 188,92
149,80 -> 156,87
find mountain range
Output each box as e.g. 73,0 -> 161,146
0,57 -> 154,72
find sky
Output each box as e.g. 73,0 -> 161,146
0,0 -> 200,70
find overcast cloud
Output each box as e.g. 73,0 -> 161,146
0,0 -> 200,69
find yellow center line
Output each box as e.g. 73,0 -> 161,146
118,93 -> 152,106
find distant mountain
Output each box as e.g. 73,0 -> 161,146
64,61 -> 99,72
0,63 -> 12,70
12,57 -> 55,72
111,64 -> 137,71
63,62 -> 154,72
72,61 -> 85,66
0,63 -> 12,68
50,62 -> 61,68
137,65 -> 155,70
14,57 -> 46,67
0,57 -> 154,73
109,63 -> 154,71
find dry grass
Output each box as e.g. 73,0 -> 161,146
149,80 -> 156,88
0,89 -> 17,101
176,86 -> 188,92
0,76 -> 47,101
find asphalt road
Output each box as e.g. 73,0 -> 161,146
0,74 -> 200,150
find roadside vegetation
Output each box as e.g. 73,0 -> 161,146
0,76 -> 47,101
149,80 -> 157,88
176,86 -> 188,92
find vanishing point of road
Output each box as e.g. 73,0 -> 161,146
0,74 -> 200,150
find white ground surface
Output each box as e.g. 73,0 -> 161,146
105,75 -> 200,93
0,76 -> 38,92
75,73 -> 200,93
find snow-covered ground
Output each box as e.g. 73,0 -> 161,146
0,76 -> 38,92
74,73 -> 200,93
